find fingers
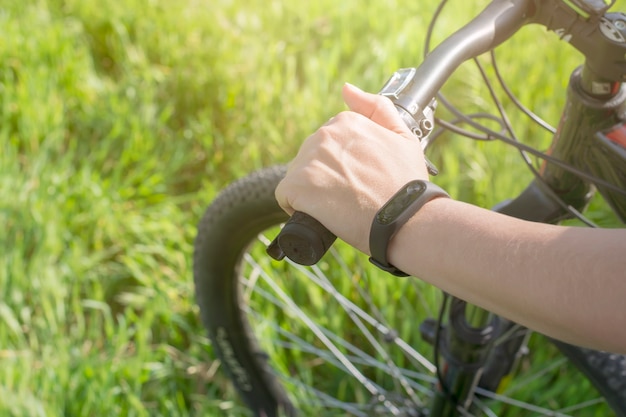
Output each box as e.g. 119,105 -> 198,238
274,177 -> 294,216
342,82 -> 414,140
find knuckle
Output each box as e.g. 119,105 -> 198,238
326,111 -> 354,127
316,114 -> 347,139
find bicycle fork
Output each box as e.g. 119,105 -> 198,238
420,299 -> 500,416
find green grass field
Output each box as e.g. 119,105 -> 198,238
1,0 -> 623,415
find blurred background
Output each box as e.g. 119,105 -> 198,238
0,0 -> 621,415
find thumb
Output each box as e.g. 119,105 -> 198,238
342,82 -> 414,139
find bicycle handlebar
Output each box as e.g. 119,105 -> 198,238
266,0 -> 622,266
394,0 -> 530,114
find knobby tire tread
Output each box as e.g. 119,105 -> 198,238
193,165 -> 292,417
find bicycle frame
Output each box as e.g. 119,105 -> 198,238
409,0 -> 626,414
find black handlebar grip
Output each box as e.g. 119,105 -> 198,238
266,211 -> 337,266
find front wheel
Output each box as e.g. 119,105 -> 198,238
193,165 -> 626,416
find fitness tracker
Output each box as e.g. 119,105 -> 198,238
369,180 -> 449,276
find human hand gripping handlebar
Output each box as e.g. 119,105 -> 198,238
267,0 -> 531,265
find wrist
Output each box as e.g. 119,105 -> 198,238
368,180 -> 449,276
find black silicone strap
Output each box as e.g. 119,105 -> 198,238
369,180 -> 449,276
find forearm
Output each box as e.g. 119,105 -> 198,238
388,197 -> 626,353
276,83 -> 626,353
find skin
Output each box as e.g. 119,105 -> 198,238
275,82 -> 626,354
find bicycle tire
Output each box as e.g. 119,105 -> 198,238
194,165 -> 626,416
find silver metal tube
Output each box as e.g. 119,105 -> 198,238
395,0 -> 532,113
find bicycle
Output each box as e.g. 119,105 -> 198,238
193,0 -> 626,415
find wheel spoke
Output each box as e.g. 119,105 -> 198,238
243,252 -> 404,414
258,234 -> 436,374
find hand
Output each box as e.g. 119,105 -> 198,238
275,83 -> 430,253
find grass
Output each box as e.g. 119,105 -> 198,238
0,0 -> 623,415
